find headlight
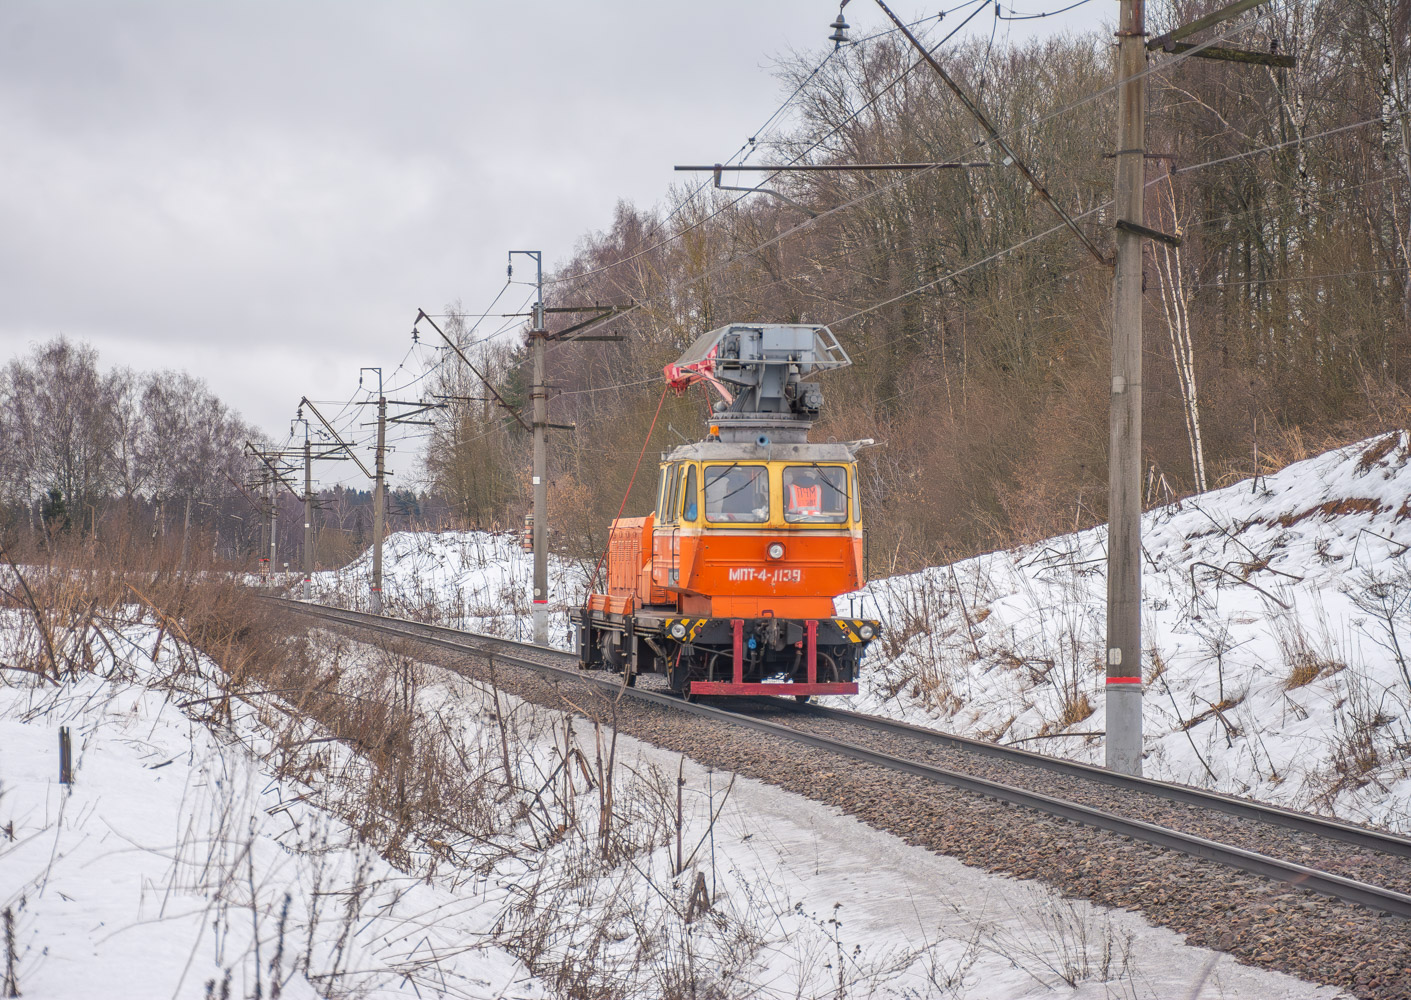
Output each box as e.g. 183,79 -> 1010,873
669,622 -> 688,639
767,542 -> 785,560
858,624 -> 875,640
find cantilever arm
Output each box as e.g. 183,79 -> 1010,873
415,309 -> 532,431
299,399 -> 374,479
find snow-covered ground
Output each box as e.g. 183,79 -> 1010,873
309,433 -> 1411,834
308,530 -> 587,643
842,431 -> 1411,831
0,619 -> 541,1000
0,613 -> 1348,998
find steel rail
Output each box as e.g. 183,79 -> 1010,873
275,600 -> 1411,918
789,702 -> 1411,859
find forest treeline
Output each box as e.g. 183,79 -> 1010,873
0,337 -> 258,550
0,337 -> 440,563
425,0 -> 1411,573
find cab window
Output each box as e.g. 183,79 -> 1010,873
784,465 -> 849,524
666,463 -> 682,523
704,465 -> 769,523
681,465 -> 698,521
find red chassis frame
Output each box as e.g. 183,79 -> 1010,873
687,618 -> 859,697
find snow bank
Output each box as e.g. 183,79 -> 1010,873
0,621 -> 541,999
308,530 -> 586,643
846,432 -> 1411,830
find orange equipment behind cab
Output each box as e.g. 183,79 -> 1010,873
590,514 -> 670,616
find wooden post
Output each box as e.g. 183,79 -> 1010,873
59,725 -> 72,785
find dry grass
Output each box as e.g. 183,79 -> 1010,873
0,534 -> 797,996
1271,607 -> 1348,692
0,525 -> 1168,998
1283,653 -> 1331,690
1057,693 -> 1095,728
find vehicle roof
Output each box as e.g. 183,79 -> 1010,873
663,440 -> 857,463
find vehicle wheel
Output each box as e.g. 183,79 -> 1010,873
794,694 -> 811,704
599,635 -> 623,674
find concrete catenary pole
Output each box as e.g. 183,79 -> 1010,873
300,395 -> 375,604
372,393 -> 387,614
303,433 -> 313,600
259,473 -> 270,581
511,249 -> 550,645
531,257 -> 548,645
269,477 -> 278,585
1106,0 -> 1147,775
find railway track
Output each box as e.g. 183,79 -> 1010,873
274,598 -> 1411,920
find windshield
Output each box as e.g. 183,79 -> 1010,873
784,465 -> 849,524
704,465 -> 769,523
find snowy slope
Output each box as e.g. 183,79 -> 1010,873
0,621 -> 543,1000
308,530 -> 587,642
843,432 -> 1411,830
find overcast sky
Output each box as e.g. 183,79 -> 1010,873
0,1 -> 1103,481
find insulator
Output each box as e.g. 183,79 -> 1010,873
828,13 -> 850,47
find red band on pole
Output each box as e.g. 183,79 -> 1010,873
1105,676 -> 1142,684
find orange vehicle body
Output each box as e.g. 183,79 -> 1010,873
588,518 -> 864,620
578,447 -> 879,698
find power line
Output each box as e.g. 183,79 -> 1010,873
1173,114 -> 1404,175
1198,264 -> 1410,288
552,0 -> 1283,301
998,0 -> 1098,20
543,4 -> 978,289
437,1 -> 1315,467
768,78 -> 1392,340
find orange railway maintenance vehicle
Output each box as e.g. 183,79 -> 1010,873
574,322 -> 881,700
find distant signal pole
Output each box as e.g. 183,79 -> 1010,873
362,368 -> 388,614
292,411 -> 315,600
302,385 -> 440,614
258,471 -> 270,581
301,396 -> 381,611
246,443 -> 302,587
415,284 -> 625,647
